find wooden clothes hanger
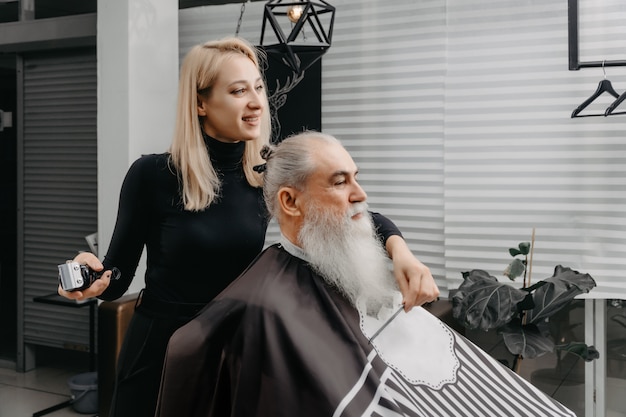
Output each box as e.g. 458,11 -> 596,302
571,61 -> 621,118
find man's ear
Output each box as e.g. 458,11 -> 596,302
277,187 -> 302,218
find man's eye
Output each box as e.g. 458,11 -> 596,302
255,85 -> 264,92
232,88 -> 245,95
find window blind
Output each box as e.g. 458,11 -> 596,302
444,0 -> 626,299
180,0 -> 626,299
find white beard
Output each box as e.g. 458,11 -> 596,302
298,201 -> 398,313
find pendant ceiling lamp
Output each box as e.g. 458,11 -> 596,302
260,0 -> 335,75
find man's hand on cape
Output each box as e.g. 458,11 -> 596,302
385,235 -> 440,311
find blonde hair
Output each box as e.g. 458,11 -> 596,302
170,37 -> 271,211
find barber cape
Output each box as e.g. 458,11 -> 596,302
156,244 -> 575,417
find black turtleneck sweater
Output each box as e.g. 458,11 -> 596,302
101,136 -> 400,305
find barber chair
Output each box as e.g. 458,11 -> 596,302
98,293 -> 138,417
95,294 -> 457,417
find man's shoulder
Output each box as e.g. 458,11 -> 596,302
217,243 -> 315,307
236,243 -> 304,284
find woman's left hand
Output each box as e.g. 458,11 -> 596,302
386,235 -> 440,311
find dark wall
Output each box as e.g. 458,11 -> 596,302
263,53 -> 322,144
0,57 -> 17,360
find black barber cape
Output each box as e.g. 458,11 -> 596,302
156,244 -> 575,417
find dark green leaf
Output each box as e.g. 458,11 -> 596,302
518,242 -> 531,255
452,270 -> 528,331
524,280 -> 548,293
556,342 -> 600,361
503,259 -> 526,281
516,293 -> 535,311
526,265 -> 597,324
509,248 -> 522,257
501,322 -> 555,359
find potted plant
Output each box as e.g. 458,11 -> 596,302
451,234 -> 599,372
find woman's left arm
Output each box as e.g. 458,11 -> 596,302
385,235 -> 440,311
370,212 -> 440,311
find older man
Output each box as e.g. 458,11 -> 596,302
156,132 -> 574,417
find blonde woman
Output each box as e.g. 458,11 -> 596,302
58,37 -> 438,417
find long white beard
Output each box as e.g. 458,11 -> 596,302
298,201 -> 398,312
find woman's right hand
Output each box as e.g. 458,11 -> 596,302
57,252 -> 111,301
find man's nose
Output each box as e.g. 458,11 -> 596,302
350,182 -> 367,203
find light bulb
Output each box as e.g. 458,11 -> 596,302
287,5 -> 304,23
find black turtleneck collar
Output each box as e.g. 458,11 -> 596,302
203,132 -> 245,169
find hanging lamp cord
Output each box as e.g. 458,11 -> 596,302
235,1 -> 247,37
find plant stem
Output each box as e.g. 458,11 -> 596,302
515,227 -> 536,374
527,227 -> 535,288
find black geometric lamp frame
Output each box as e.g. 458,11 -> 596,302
260,0 -> 335,75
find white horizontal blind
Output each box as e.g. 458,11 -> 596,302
444,0 -> 626,299
181,0 -> 626,299
578,0 -> 626,65
179,2 -> 265,59
321,0 -> 447,291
